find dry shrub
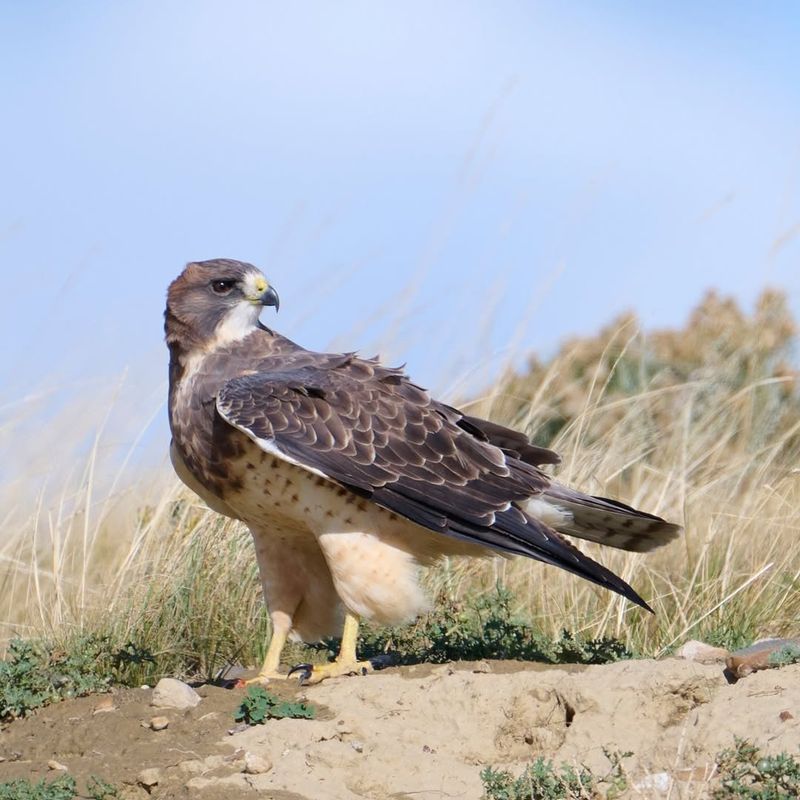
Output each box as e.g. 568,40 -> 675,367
458,288 -> 799,652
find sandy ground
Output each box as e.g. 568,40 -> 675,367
1,658 -> 798,799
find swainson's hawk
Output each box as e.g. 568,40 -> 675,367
165,259 -> 680,683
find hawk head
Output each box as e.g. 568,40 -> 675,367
165,259 -> 279,352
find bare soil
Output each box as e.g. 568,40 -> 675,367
1,659 -> 798,799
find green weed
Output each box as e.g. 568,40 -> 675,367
86,776 -> 118,799
355,587 -> 634,666
713,738 -> 800,799
481,748 -> 630,799
0,637 -> 114,720
0,775 -> 76,800
234,685 -> 315,725
767,643 -> 800,668
0,775 -> 118,800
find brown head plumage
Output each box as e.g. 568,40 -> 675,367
164,259 -> 279,355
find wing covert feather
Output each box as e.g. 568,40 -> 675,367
216,361 -> 652,611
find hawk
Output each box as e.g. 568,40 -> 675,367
165,259 -> 680,683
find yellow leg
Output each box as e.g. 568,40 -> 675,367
243,623 -> 289,685
338,610 -> 359,664
290,611 -> 384,685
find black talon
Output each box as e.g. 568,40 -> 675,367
287,663 -> 313,682
368,653 -> 397,671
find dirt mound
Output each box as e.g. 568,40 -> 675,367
1,659 -> 798,799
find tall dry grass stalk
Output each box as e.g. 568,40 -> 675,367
1,288 -> 797,675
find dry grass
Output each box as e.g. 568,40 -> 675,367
1,289 -> 798,677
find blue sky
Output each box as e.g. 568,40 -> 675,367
2,2 -> 799,482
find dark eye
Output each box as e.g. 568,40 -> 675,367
210,279 -> 236,295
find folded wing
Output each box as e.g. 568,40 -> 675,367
216,357 -> 655,611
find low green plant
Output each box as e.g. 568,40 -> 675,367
0,637 -> 114,720
767,643 -> 800,668
700,619 -> 758,652
0,633 -> 157,719
713,738 -> 800,799
481,748 -> 630,800
0,774 -> 118,800
87,775 -> 118,799
0,775 -> 76,800
356,587 -> 634,666
234,685 -> 315,725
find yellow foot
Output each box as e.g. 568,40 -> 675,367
288,654 -> 395,685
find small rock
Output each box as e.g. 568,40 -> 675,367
677,640 -> 729,664
137,768 -> 161,790
185,777 -> 212,791
351,741 -> 364,753
150,716 -> 169,731
227,722 -> 249,736
151,678 -> 202,710
726,638 -> 800,679
47,759 -> 68,772
243,752 -> 272,775
779,710 -> 794,722
92,696 -> 116,715
634,772 -> 673,793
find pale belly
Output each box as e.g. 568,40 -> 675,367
213,435 -> 487,628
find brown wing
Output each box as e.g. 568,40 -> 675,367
216,357 -> 652,611
451,412 -> 562,466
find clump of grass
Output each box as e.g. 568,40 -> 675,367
355,586 -> 634,666
481,748 -> 630,800
713,738 -> 800,799
459,288 -> 800,655
234,685 -> 315,725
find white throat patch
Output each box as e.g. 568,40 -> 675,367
212,302 -> 262,348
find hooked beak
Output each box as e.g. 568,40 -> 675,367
260,285 -> 280,312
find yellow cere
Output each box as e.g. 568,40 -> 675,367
246,274 -> 269,302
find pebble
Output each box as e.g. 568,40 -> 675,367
227,722 -> 249,736
151,678 -> 202,710
243,752 -> 272,775
634,772 -> 672,792
47,759 -> 68,771
150,715 -> 169,731
137,768 -> 161,789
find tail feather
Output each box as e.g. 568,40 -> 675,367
533,483 -> 681,553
